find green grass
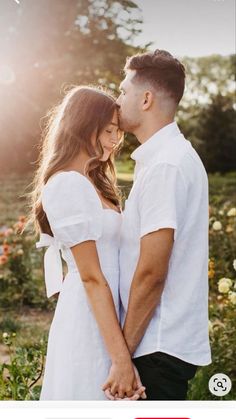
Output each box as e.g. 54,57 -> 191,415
0,173 -> 33,225
116,159 -> 134,175
208,172 -> 236,206
0,309 -> 53,345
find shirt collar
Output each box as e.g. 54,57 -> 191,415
131,121 -> 181,165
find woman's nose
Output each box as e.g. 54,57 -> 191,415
110,133 -> 119,145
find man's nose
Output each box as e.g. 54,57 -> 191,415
116,96 -> 121,106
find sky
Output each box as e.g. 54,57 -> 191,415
133,0 -> 235,57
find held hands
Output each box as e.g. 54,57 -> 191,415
102,362 -> 147,401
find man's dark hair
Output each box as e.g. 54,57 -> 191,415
124,49 -> 185,104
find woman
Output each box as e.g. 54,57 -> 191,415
29,86 -> 145,400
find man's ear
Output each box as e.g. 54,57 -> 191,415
142,90 -> 153,110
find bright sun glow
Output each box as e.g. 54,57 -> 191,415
0,65 -> 16,85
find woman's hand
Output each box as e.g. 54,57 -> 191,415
102,357 -> 137,399
103,362 -> 147,400
71,241 -> 145,400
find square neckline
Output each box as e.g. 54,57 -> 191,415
45,170 -> 122,215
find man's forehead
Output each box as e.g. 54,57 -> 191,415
110,112 -> 119,126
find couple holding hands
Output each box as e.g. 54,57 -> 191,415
31,49 -> 211,401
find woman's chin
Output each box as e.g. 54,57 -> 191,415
99,152 -> 111,162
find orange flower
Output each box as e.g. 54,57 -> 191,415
0,255 -> 8,265
4,228 -> 13,237
14,221 -> 24,233
3,244 -> 10,255
209,260 -> 215,270
208,269 -> 215,279
19,215 -> 26,223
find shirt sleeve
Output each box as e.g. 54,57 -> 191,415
42,172 -> 103,247
139,163 -> 186,240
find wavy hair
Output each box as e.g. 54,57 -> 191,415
27,86 -> 123,236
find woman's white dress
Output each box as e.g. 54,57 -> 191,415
36,171 -> 121,400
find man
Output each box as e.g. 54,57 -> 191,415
116,50 -> 211,400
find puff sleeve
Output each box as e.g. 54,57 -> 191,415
36,172 -> 103,298
42,172 -> 103,246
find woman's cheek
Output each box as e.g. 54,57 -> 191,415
99,149 -> 110,162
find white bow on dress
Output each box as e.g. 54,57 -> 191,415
36,233 -> 63,298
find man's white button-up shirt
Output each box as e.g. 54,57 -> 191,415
119,122 -> 211,366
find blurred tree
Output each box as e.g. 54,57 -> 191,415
177,54 -> 236,173
182,54 -> 235,107
0,1 -> 235,174
197,94 -> 236,173
0,0 -> 143,173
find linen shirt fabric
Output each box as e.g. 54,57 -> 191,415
119,122 -> 212,366
37,171 -> 122,400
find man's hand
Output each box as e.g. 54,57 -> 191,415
102,359 -> 137,399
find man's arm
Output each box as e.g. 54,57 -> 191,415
123,228 -> 174,355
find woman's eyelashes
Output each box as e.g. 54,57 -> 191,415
106,128 -> 121,137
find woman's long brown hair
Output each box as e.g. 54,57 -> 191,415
27,86 -> 123,236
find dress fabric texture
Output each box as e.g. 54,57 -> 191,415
38,171 -> 121,400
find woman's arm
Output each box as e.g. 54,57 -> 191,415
71,240 -> 138,399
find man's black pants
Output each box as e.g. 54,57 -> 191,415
133,351 -> 198,400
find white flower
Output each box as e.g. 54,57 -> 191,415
218,277 -> 232,293
218,283 -> 230,293
228,292 -> 236,305
2,332 -> 9,339
212,221 -> 222,231
218,210 -> 224,216
233,260 -> 236,271
227,207 -> 236,217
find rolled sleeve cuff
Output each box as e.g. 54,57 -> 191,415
140,220 -> 177,240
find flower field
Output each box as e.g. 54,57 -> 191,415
0,171 -> 235,400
